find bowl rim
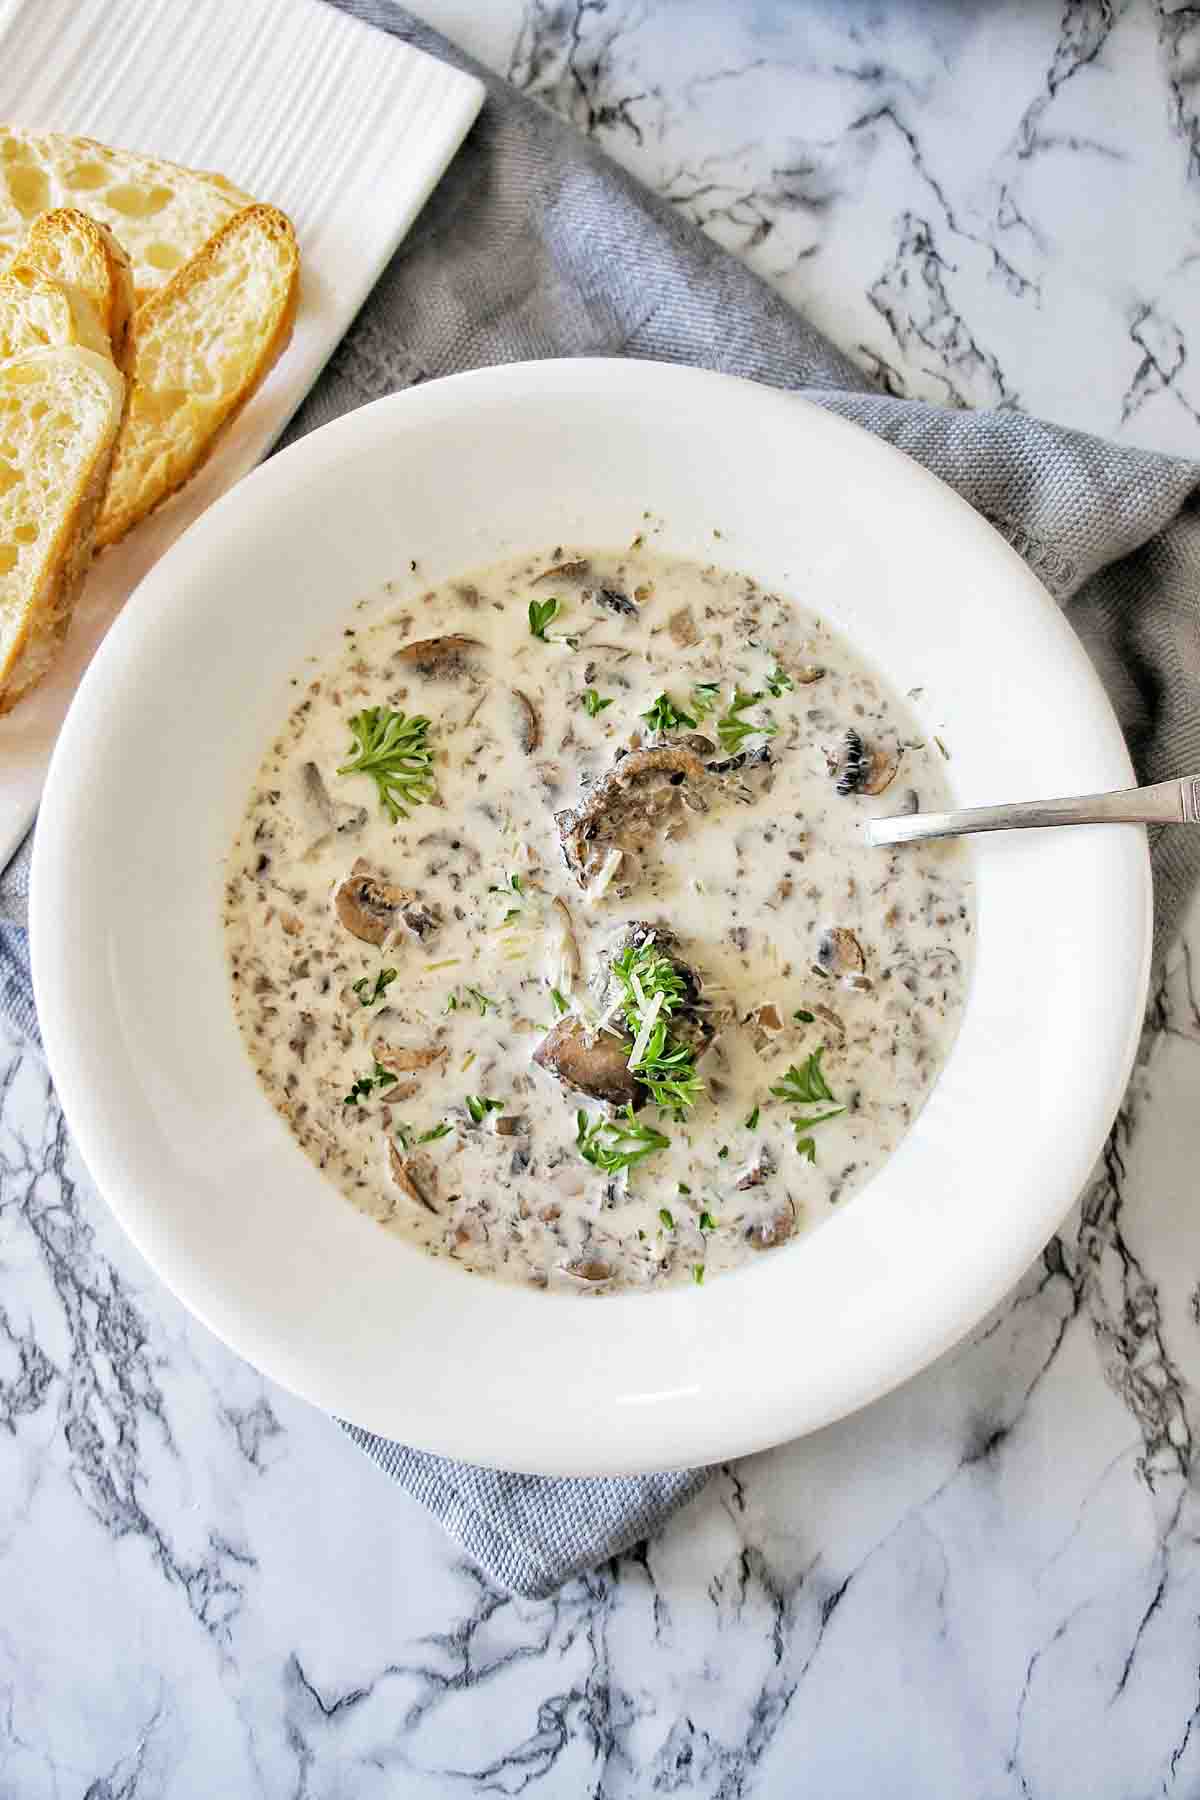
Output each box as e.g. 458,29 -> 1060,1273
31,357 -> 1152,1474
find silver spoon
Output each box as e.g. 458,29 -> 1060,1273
866,774 -> 1200,847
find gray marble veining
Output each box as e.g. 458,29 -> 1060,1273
5,0 -> 1200,1792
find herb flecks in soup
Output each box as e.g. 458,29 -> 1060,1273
223,548 -> 973,1293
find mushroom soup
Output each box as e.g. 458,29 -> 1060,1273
223,546 -> 974,1293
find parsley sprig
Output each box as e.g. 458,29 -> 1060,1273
394,1119 -> 453,1152
352,968 -> 398,1008
716,689 -> 778,757
582,688 -> 613,718
690,681 -> 720,718
769,1049 -> 845,1160
343,1061 -> 398,1107
610,939 -> 705,1114
765,664 -> 794,697
642,691 -> 697,734
337,707 -> 435,822
576,1106 -> 671,1175
528,597 -> 560,641
465,1095 -> 505,1124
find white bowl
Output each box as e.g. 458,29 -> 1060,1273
31,360 -> 1150,1476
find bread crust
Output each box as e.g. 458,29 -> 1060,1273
0,348 -> 124,713
96,203 -> 299,549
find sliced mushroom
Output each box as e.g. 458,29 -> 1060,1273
667,605 -> 700,648
373,1040 -> 447,1074
743,1001 -> 783,1053
510,687 -> 542,754
491,1114 -> 528,1137
532,1015 -> 641,1109
562,1257 -> 614,1284
707,743 -> 771,778
812,1002 -> 847,1041
302,760 -> 334,827
388,1141 -> 439,1213
334,860 -> 442,947
815,927 -> 866,980
735,1146 -> 776,1190
393,634 -> 484,680
831,728 -> 867,796
533,557 -> 590,584
555,745 -> 709,889
301,761 -> 367,849
747,1203 -> 796,1250
860,746 -> 901,796
795,665 -> 826,685
588,585 -> 638,618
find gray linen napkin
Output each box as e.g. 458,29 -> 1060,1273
3,0 -> 1200,1599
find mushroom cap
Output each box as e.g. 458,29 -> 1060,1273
532,1015 -> 642,1110
556,745 -> 708,888
333,858 -> 441,947
393,634 -> 485,680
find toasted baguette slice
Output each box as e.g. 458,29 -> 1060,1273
0,346 -> 124,712
10,209 -> 135,373
96,204 -> 299,550
0,128 -> 253,297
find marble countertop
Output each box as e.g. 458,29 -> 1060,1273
5,1 -> 1200,1793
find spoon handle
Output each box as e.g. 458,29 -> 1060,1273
866,775 -> 1200,847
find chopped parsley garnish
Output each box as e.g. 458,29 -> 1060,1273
491,872 -> 525,925
582,688 -> 614,718
699,1210 -> 717,1232
716,688 -> 778,757
717,1144 -> 729,1160
610,939 -> 705,1114
465,985 -> 496,1016
337,707 -> 435,822
418,1120 -> 453,1143
794,1008 -> 815,1024
444,994 -> 458,1013
342,1061 -> 398,1107
677,1181 -> 692,1196
465,1095 -> 504,1124
765,664 -> 794,697
692,1264 -> 705,1286
352,967 -> 398,1008
641,691 -> 697,734
690,681 -> 720,718
576,1106 -> 670,1175
743,1105 -> 760,1130
658,1207 -> 675,1230
394,1124 -> 413,1152
550,987 -> 570,1016
770,1049 -> 846,1156
528,596 -> 560,641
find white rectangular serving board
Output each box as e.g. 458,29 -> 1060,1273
0,0 -> 483,867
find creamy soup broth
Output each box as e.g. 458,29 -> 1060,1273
223,545 -> 974,1293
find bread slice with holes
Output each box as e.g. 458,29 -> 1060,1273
0,265 -> 84,361
0,345 -> 124,712
9,208 -> 136,373
96,203 -> 299,550
0,127 -> 252,298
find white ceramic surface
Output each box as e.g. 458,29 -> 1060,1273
0,0 -> 484,869
30,358 -> 1150,1476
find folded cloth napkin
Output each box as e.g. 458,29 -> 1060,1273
3,0 -> 1200,1599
